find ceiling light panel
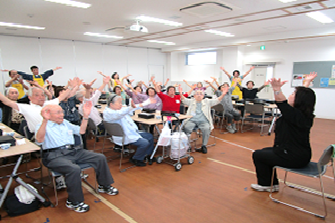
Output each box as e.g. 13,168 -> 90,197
84,32 -> 123,39
204,29 -> 234,37
147,40 -> 176,45
306,11 -> 334,23
44,0 -> 91,9
0,22 -> 45,30
136,16 -> 182,27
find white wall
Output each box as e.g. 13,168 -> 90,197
0,35 -> 167,92
169,37 -> 335,120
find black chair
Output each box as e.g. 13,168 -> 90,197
241,103 -> 272,135
103,122 -> 136,172
269,145 -> 335,219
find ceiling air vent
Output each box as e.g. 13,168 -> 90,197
180,1 -> 233,18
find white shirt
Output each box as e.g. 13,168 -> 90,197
17,98 -> 59,133
79,90 -> 102,126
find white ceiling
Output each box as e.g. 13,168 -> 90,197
0,0 -> 335,52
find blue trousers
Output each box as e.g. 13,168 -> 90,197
131,132 -> 154,160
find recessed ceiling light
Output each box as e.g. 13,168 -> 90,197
147,40 -> 176,45
44,0 -> 91,9
278,0 -> 297,3
136,16 -> 182,27
84,32 -> 123,39
0,22 -> 45,30
204,29 -> 234,37
306,11 -> 334,24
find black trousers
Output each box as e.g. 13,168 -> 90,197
252,147 -> 309,186
42,148 -> 114,203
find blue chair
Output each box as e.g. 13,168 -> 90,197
269,145 -> 335,219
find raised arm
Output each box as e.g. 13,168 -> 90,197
36,107 -> 50,143
269,78 -> 288,102
28,80 -> 53,100
80,101 -> 92,134
217,86 -> 229,101
98,75 -> 111,92
183,80 -> 193,89
242,66 -> 254,79
220,67 -> 231,79
121,74 -> 131,82
303,72 -> 317,87
115,79 -> 127,91
210,76 -> 220,87
257,80 -> 269,92
0,92 -> 19,110
82,78 -> 97,99
5,72 -> 19,87
18,78 -> 29,90
141,81 -> 149,89
163,78 -> 170,87
153,80 -> 161,93
208,78 -> 218,91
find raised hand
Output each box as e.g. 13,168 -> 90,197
103,76 -> 111,84
18,77 -> 24,84
83,78 -> 97,89
53,67 -> 62,71
97,71 -> 107,78
305,72 -> 317,81
41,107 -> 51,120
178,85 -> 183,93
1,69 -> 9,72
269,78 -> 288,91
27,80 -> 39,87
264,80 -> 270,86
219,67 -> 226,71
82,101 -> 93,118
210,76 -> 217,80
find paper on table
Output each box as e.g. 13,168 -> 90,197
16,138 -> 26,145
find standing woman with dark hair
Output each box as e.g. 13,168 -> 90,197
251,77 -> 316,192
108,72 -> 131,91
220,66 -> 254,99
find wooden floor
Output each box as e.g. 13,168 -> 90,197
1,118 -> 335,223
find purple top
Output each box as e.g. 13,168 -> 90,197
137,93 -> 163,110
125,89 -> 144,104
194,87 -> 207,91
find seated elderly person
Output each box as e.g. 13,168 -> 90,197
209,78 -> 241,134
0,87 -> 29,132
103,95 -> 156,166
180,85 -> 227,154
36,102 -> 118,213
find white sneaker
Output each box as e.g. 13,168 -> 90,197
226,125 -> 235,134
232,123 -> 237,131
55,175 -> 67,190
250,184 -> 279,192
123,148 -> 135,154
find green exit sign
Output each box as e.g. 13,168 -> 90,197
260,45 -> 265,50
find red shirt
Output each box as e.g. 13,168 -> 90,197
157,92 -> 188,113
